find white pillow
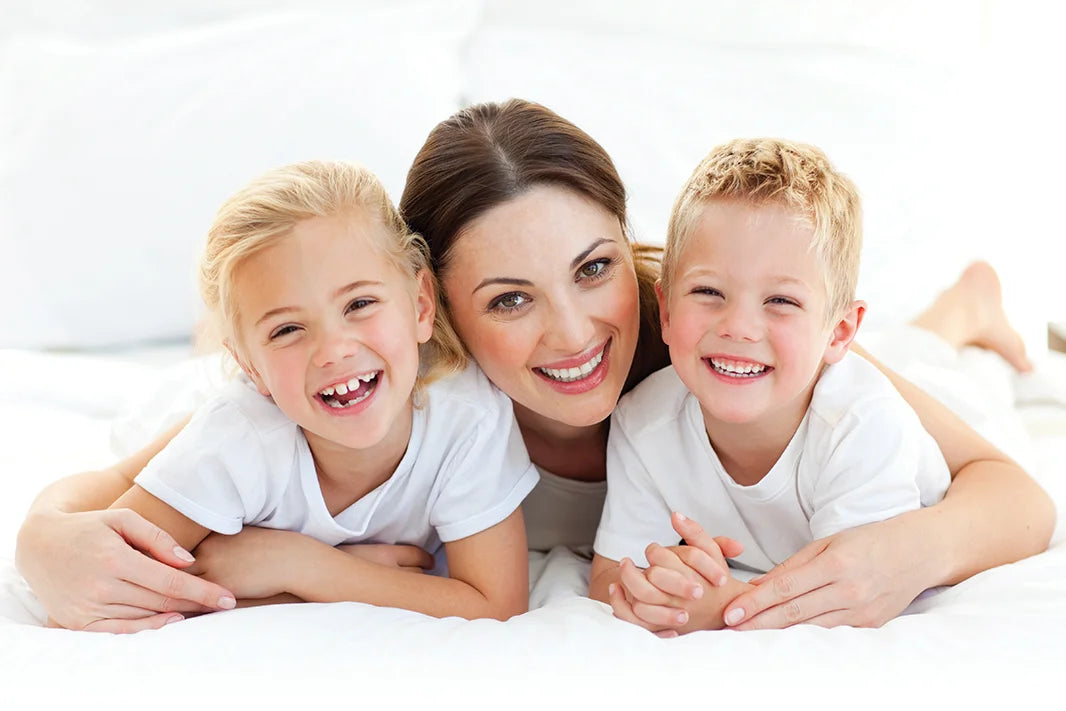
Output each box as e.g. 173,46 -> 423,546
466,0 -> 1061,353
0,1 -> 478,349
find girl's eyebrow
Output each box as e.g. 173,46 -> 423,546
472,237 -> 614,295
255,280 -> 383,326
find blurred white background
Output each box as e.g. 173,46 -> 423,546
1,0 -> 1062,357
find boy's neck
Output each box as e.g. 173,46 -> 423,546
701,385 -> 815,488
303,405 -> 414,517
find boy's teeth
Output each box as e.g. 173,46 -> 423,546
710,358 -> 767,376
538,348 -> 605,383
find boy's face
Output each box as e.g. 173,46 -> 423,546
229,212 -> 435,458
658,200 -> 859,432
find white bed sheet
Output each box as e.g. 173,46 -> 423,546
1,346 -> 1065,707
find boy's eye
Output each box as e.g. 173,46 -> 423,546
692,287 -> 723,298
489,292 -> 530,312
767,296 -> 800,307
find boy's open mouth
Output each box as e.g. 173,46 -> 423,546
706,357 -> 771,378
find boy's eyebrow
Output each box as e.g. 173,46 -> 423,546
254,280 -> 383,326
472,237 -> 614,295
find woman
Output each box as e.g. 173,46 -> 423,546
15,99 -> 1053,633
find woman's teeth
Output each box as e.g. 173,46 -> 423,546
538,348 -> 605,383
709,358 -> 768,378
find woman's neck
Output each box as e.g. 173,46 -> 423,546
513,402 -> 609,481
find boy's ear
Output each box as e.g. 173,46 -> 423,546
224,339 -> 271,397
413,269 -> 436,345
823,300 -> 865,365
655,279 -> 672,345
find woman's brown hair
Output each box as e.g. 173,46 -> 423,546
399,98 -> 668,393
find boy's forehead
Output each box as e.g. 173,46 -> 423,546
694,198 -> 811,237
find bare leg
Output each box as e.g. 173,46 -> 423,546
910,261 -> 1032,372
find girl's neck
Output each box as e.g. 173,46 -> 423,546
513,402 -> 609,482
303,406 -> 414,516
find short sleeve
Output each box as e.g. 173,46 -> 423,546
428,394 -> 538,543
806,400 -> 949,540
134,396 -> 272,535
593,412 -> 677,568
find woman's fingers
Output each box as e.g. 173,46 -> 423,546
82,612 -> 185,634
109,508 -> 196,568
723,540 -> 834,628
120,539 -> 236,612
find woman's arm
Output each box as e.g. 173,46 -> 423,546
721,347 -> 1055,630
15,418 -> 236,633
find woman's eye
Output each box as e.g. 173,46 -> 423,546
489,292 -> 529,312
577,258 -> 612,280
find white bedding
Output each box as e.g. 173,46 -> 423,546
1,346 -> 1065,707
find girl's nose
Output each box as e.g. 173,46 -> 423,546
313,329 -> 358,367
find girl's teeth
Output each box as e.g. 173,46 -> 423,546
335,383 -> 349,395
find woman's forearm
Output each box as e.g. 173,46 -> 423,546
923,460 -> 1054,586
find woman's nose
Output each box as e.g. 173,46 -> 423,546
542,294 -> 596,354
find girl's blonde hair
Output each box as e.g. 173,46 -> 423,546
663,138 -> 862,323
199,160 -> 466,388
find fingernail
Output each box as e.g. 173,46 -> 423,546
717,574 -> 728,586
675,512 -> 687,522
608,583 -> 616,596
164,614 -> 184,625
724,608 -> 744,626
677,611 -> 688,624
218,596 -> 236,610
173,546 -> 195,563
691,585 -> 703,600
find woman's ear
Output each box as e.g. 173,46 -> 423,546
655,279 -> 672,345
413,269 -> 436,345
823,300 -> 866,365
225,339 -> 271,397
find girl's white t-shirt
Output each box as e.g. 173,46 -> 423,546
134,364 -> 539,560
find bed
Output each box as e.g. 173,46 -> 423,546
2,1 -> 1064,707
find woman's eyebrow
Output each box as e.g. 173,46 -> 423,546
473,276 -> 534,295
570,238 -> 612,270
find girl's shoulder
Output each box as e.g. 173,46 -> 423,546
421,362 -> 512,423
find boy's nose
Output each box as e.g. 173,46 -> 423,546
717,303 -> 760,342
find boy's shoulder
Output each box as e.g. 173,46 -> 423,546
615,364 -> 694,430
808,351 -> 909,428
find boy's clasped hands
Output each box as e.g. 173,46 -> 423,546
606,512 -> 754,636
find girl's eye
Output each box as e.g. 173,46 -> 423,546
488,292 -> 530,312
269,324 -> 300,340
346,298 -> 375,313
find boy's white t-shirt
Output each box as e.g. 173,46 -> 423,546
594,351 -> 951,573
134,364 -> 539,562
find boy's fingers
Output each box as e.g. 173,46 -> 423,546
712,536 -> 745,559
608,583 -> 653,631
646,565 -> 703,601
618,558 -> 672,606
631,600 -> 689,629
673,545 -> 729,587
393,545 -> 435,569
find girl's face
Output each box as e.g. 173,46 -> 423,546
229,212 -> 434,461
440,185 -> 641,429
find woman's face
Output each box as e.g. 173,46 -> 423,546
440,184 -> 641,429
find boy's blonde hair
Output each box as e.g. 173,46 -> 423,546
199,160 -> 466,387
662,138 -> 862,321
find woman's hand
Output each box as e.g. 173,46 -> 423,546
722,515 -> 928,630
15,508 -> 236,633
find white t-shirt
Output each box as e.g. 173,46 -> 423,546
135,364 -> 539,564
594,351 -> 950,573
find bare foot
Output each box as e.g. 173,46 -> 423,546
910,261 -> 1033,372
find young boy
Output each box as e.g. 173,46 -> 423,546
589,138 -> 950,634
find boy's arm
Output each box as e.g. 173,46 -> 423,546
282,509 -> 529,620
